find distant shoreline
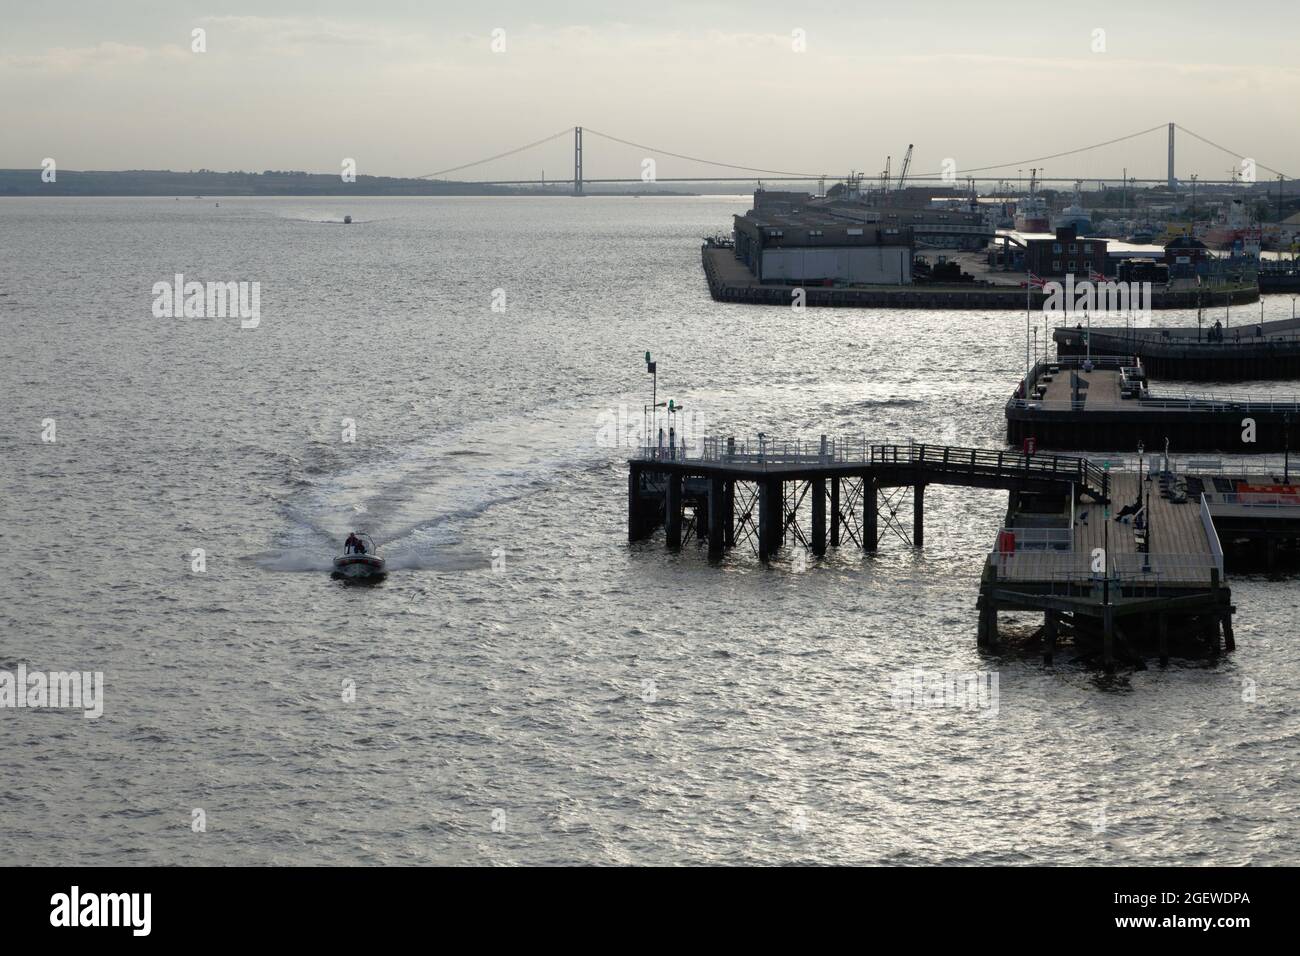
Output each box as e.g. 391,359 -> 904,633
0,168 -> 721,198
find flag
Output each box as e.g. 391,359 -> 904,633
1088,268 -> 1106,283
1028,272 -> 1046,289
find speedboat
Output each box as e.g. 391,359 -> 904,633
331,533 -> 386,582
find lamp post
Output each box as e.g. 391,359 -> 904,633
645,351 -> 657,444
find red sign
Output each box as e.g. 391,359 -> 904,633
1236,483 -> 1299,496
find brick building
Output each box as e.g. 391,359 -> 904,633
1024,225 -> 1108,279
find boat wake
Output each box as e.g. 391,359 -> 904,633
258,409 -> 604,574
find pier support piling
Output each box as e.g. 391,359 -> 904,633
665,472 -> 682,551
724,480 -> 735,548
1103,605 -> 1115,670
812,478 -> 827,557
707,476 -> 724,562
864,474 -> 879,552
627,466 -> 643,542
978,567 -> 999,648
913,482 -> 926,549
1044,611 -> 1058,665
1209,568 -> 1224,653
758,478 -> 780,562
1158,613 -> 1169,667
830,477 -> 840,548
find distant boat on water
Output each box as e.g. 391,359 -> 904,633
1052,181 -> 1092,234
343,215 -> 352,224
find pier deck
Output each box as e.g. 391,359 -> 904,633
1007,355 -> 1300,451
996,474 -> 1216,586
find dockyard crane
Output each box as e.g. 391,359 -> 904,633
896,144 -> 913,193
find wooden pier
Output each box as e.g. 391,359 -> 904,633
982,469 -> 1232,667
629,438 -> 1108,560
628,438 -> 1243,666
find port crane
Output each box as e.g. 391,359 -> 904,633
895,144 -> 913,192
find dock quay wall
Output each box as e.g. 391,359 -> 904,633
702,245 -> 1259,311
1006,402 -> 1298,452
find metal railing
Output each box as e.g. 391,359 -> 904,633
1111,552 -> 1219,580
988,551 -> 1093,581
989,549 -> 1221,587
635,437 -> 1110,499
997,526 -> 1073,549
1202,490 -> 1300,511
1200,493 -> 1226,578
1008,390 -> 1300,412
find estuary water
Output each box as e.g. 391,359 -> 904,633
1,195 -> 1297,865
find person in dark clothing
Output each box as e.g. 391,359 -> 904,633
344,532 -> 360,554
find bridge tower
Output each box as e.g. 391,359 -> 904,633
574,126 -> 583,195
1167,122 -> 1175,190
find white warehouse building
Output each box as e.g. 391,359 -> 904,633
732,211 -> 914,285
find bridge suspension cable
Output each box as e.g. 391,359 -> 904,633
1174,124 -> 1292,180
582,127 -> 823,179
416,128 -> 572,179
940,124 -> 1168,177
414,122 -> 1290,186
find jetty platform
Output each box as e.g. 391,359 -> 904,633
1054,316 -> 1300,379
628,437 -> 1238,665
984,466 -> 1231,666
1006,355 -> 1300,452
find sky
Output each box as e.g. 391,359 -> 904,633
2,0 -> 1297,183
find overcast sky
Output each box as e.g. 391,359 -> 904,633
2,0 -> 1297,183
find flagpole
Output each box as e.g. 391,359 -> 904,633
1026,266 -> 1032,397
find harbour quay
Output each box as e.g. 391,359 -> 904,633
1006,355 -> 1300,452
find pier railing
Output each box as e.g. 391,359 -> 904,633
1200,494 -> 1226,578
637,438 -> 1105,490
872,443 -> 1111,500
996,527 -> 1073,550
989,550 -> 1220,588
1201,490 -> 1300,513
1008,391 -> 1300,413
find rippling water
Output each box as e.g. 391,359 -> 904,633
1,196 -> 1297,865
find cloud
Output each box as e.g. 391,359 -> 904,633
0,41 -> 164,71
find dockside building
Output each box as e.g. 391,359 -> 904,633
732,211 -> 914,285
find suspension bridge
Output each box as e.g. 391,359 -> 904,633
418,124 -> 1294,195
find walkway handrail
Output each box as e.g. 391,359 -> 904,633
634,437 -> 1107,497
1008,392 -> 1300,412
1200,493 -> 1226,578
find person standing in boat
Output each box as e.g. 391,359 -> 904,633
344,532 -> 361,554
